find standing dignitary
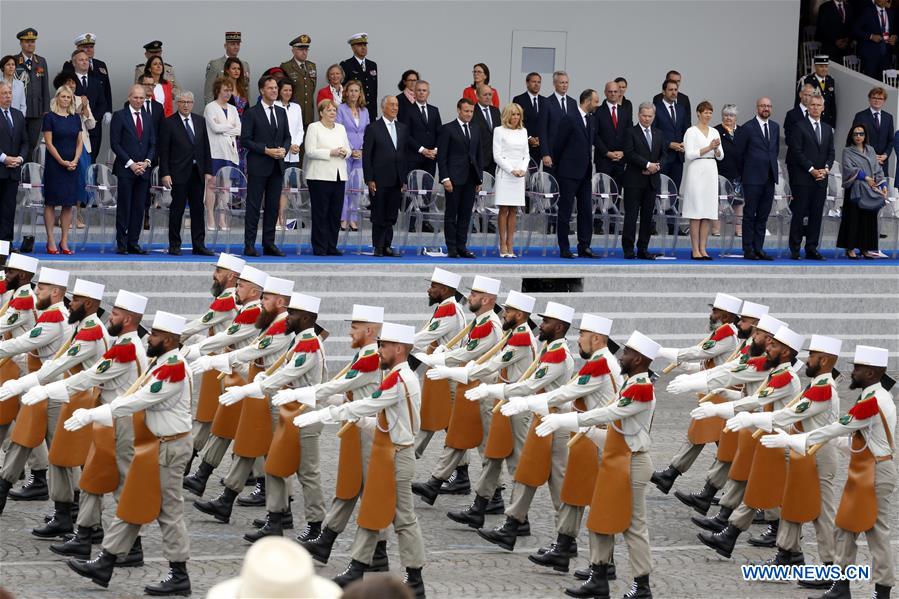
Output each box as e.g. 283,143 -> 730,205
341,34 -> 378,123
471,85 -> 501,174
537,331 -> 662,599
798,56 -> 837,128
204,32 -> 250,105
786,94 -> 834,260
280,35 -> 316,131
159,91 -> 214,256
734,97 -> 779,261
64,34 -> 113,133
542,70 -> 573,172
853,87 -> 894,168
363,95 -> 411,256
438,98 -> 483,258
14,28 -> 50,153
654,78 -> 689,188
241,75 -> 290,257
110,85 -> 155,255
652,70 -> 692,116
854,0 -> 898,80
594,81 -> 632,190
513,72 -> 549,165
621,102 -> 665,260
553,89 -> 599,259
0,81 -> 28,244
133,41 -> 179,89
294,322 -> 426,598
402,80 -> 441,176
816,0 -> 855,62
64,312 -> 195,597
68,45 -> 110,162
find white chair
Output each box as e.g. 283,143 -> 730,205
82,163 -> 117,252
881,197 -> 899,258
717,176 -> 742,256
591,173 -> 622,257
30,142 -> 46,167
802,41 -> 822,73
653,174 -> 680,257
843,55 -> 861,72
101,113 -> 114,169
147,166 -> 174,248
399,169 -> 442,253
883,69 -> 899,88
210,166 -> 248,253
281,167 -> 310,254
340,167 -> 371,254
523,171 -> 560,256
773,161 -> 794,256
14,163 -> 45,244
474,171 -> 498,255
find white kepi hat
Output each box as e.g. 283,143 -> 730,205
739,301 -> 769,320
6,253 -> 38,274
773,326 -> 805,353
238,265 -> 267,288
853,345 -> 889,367
538,301 -> 575,324
502,290 -> 536,314
37,267 -> 69,288
711,293 -> 742,315
808,334 -> 842,357
756,314 -> 787,335
263,277 -> 293,298
114,290 -> 148,315
288,293 -> 320,314
72,279 -> 104,301
625,330 -> 661,360
152,311 -> 187,335
379,322 -> 416,345
0,240 -> 9,257
217,253 -> 246,274
431,268 -> 461,289
205,537 -> 341,599
470,275 -> 501,296
579,314 -> 613,336
347,304 -> 384,324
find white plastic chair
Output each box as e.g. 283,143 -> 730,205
82,163 -> 117,252
30,143 -> 46,167
211,166 -> 247,253
15,163 -> 45,243
282,167 -> 310,254
803,25 -> 816,43
147,166 -> 174,248
340,168 -> 371,254
803,42 -> 822,73
884,70 -> 899,88
653,174 -> 680,257
717,176 -> 742,256
591,173 -> 622,257
474,171 -> 498,255
101,113 -> 114,169
773,161 -> 794,256
399,169 -> 442,253
523,171 -> 560,256
843,55 -> 861,72
881,197 -> 899,258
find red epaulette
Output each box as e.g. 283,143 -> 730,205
469,320 -> 495,340
351,352 -> 380,373
803,380 -> 833,402
233,306 -> 261,325
293,337 -> 321,353
265,319 -> 287,336
37,309 -> 64,324
540,346 -> 568,363
710,324 -> 735,342
621,381 -> 654,402
9,295 -> 33,310
766,369 -> 794,389
433,303 -> 457,319
507,331 -> 532,347
578,357 -> 610,377
379,370 -> 400,391
103,341 -> 137,363
153,361 -> 187,383
848,396 -> 879,420
0,280 -> 6,295
747,356 -> 769,371
74,324 -> 104,342
209,295 -> 237,312
740,344 -> 750,355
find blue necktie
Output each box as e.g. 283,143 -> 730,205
183,117 -> 196,144
3,110 -> 12,133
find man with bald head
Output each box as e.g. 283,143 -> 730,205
594,80 -> 632,190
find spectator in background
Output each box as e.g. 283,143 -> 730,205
816,0 -> 854,62
135,73 -> 165,138
854,0 -> 897,79
280,34 -> 316,131
615,76 -> 632,115
784,84 -> 816,143
0,81 -> 28,244
53,71 -> 94,230
797,56 -> 837,127
275,78 -> 304,230
463,63 -> 500,108
681,101 -> 723,260
336,80 -> 370,232
512,72 -> 548,165
654,78 -> 689,187
341,33 -> 378,122
492,103 -> 529,258
621,102 -> 665,260
401,80 -> 440,176
1,56 -> 26,117
712,103 -> 742,237
594,80 -> 632,192
541,70 -> 572,172
70,49 -> 108,163
305,98 -> 352,256
224,57 -> 251,117
853,87 -> 894,168
14,28 -> 50,153
396,69 -> 419,122
316,64 -> 345,106
652,70 -> 692,115
204,77 -> 241,231
734,97 -> 779,261
204,31 -> 249,105
471,84 -> 501,174
839,123 -> 888,259
144,55 -> 175,117
133,39 -> 179,88
63,33 -> 112,124
42,85 -> 82,254
438,98 -> 482,258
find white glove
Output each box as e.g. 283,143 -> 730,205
690,401 -> 735,420
426,365 -> 471,384
432,344 -> 448,354
465,383 -> 504,402
273,385 -> 317,407
760,429 -> 809,455
412,352 -> 437,368
20,385 -> 49,406
356,416 -> 376,432
190,353 -> 231,376
64,404 -> 113,431
527,395 -> 550,416
0,384 -> 18,402
725,411 -> 773,433
293,409 -> 325,428
667,373 -> 705,395
252,372 -> 269,384
658,347 -> 679,362
323,394 -> 345,407
183,344 -> 202,362
585,426 -> 606,448
500,396 -> 529,416
535,412 -> 579,437
4,373 -> 39,398
679,361 -> 701,373
44,380 -> 70,402
189,355 -> 213,376
220,382 -> 262,406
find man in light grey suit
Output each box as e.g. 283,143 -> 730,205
204,32 -> 250,105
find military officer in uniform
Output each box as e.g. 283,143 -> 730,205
133,40 -> 179,90
280,35 -> 316,130
340,33 -> 378,122
798,56 -> 837,128
14,28 -> 50,152
204,32 -> 250,105
65,311 -> 195,597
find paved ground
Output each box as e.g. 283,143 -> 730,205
0,374 -> 890,599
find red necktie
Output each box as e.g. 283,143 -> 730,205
881,9 -> 888,37
611,105 -> 618,128
135,112 -> 143,140
837,2 -> 845,23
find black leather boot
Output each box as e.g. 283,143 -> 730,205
302,526 -> 338,564
575,557 -> 616,581
366,540 -> 389,572
799,561 -> 834,590
623,574 -> 653,599
182,461 -> 214,497
194,487 -> 238,523
411,476 -> 445,505
67,549 -> 116,587
145,561 -> 191,596
565,563 -> 610,598
649,465 -> 680,494
183,449 -> 197,477
476,516 -> 520,551
747,520 -> 779,547
244,511 -> 282,542
403,566 -> 426,599
484,486 -> 505,514
253,511 -> 294,530
116,536 -> 144,567
10,469 -> 48,500
333,559 -> 366,588
808,579 -> 850,599
759,547 -> 804,566
0,478 -> 10,515
439,465 -> 470,495
295,520 -> 320,541
752,509 -> 766,524
873,584 -> 891,599
517,517 -> 531,537
537,534 -> 577,558
691,506 -> 733,533
50,525 -> 93,558
237,477 -> 266,507
446,494 -> 488,528
529,533 -> 575,572
32,501 -> 74,538
697,524 -> 741,558
674,481 -> 718,516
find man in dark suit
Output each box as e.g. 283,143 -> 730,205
553,89 -> 600,259
733,97 -> 780,261
0,82 -> 28,244
784,83 -> 814,144
471,85 -> 501,174
340,33 -> 378,122
785,95 -> 834,260
400,80 -> 440,175
64,33 -> 113,118
109,85 -> 156,254
134,74 -> 165,141
622,103 -> 666,260
158,91 -> 213,256
797,56 -> 837,127
438,98 -> 482,258
541,70 -> 573,172
594,80 -> 633,189
854,86 -> 894,166
69,49 -> 109,162
241,75 -> 291,257
513,72 -> 548,165
816,0 -> 855,61
14,28 -> 50,155
653,79 -> 690,187
854,0 -> 897,79
363,96 -> 410,257
652,70 -> 692,116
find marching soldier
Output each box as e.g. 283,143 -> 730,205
473,302 -> 578,551
537,331 -> 661,599
204,32 -> 250,105
279,305 -> 387,567
280,35 -> 316,130
0,279 -> 109,538
430,290 -> 539,525
41,291 -> 149,563
189,277 -> 295,524
694,326 -> 805,559
182,264 -> 267,496
651,292 -> 743,495
413,268 -> 467,458
798,56 -> 837,128
293,322 -> 426,598
340,33 -> 378,122
14,27 -> 50,151
726,335 -> 841,585
761,345 -> 895,599
179,253 -> 244,473
411,275 -> 503,501
221,293 -> 326,543
64,312 -> 195,597
133,40 -> 179,89
0,267 -> 72,514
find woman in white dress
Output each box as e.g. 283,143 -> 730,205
682,100 -> 723,259
276,78 -> 305,229
493,103 -> 529,257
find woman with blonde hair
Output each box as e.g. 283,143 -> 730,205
305,98 -> 352,255
41,85 -> 83,254
336,79 -> 369,231
492,103 -> 529,257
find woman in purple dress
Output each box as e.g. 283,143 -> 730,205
335,80 -> 369,231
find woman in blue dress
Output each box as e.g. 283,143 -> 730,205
42,85 -> 83,254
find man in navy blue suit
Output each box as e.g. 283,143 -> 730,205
733,97 -> 780,261
400,80 -> 440,176
854,0 -> 897,79
438,98 -> 482,258
69,49 -> 109,162
594,80 -> 632,190
541,70 -> 573,173
653,79 -> 689,187
513,72 -> 548,165
553,89 -> 600,258
784,84 -> 814,145
853,86 -> 894,167
109,84 -> 156,254
0,81 -> 28,244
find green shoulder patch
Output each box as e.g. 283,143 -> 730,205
97,359 -> 111,373
501,350 -> 514,362
839,414 -> 853,425
201,311 -> 214,323
227,324 -> 240,335
362,348 -> 376,356
294,354 -> 306,368
29,327 -> 42,338
150,380 -> 163,393
733,364 -> 748,372
371,389 -> 382,398
7,313 -> 19,325
758,387 -> 772,398
794,400 -> 810,413
739,353 -> 750,364
346,369 -> 359,379
258,336 -> 272,349
578,374 -> 591,385
167,355 -> 179,364
618,396 -> 633,407
428,321 -> 440,331
702,340 -> 716,350
67,344 -> 81,356
535,367 -> 547,379
466,339 -> 479,351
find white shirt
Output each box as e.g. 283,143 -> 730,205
578,106 -> 588,128
663,99 -> 677,113
756,115 -> 770,128
480,105 -> 493,127
554,92 -> 568,111
605,100 -> 619,114
75,71 -> 89,83
261,101 -> 278,127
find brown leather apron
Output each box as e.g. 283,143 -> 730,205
196,369 -> 223,423
420,374 -> 452,432
0,339 -> 21,424
688,393 -> 727,445
560,431 -> 600,507
484,400 -> 514,459
728,428 -> 759,481
834,430 -> 884,533
444,380 -> 481,449
335,420 -> 363,500
779,421 -> 820,522
8,354 -> 49,448
209,371 -> 249,439
716,428 -> 740,462
115,411 -> 162,525
743,439 -> 788,509
587,422 -> 633,534
79,423 -> 119,495
233,362 -> 274,458
513,412 -> 555,487
49,363 -> 101,467
264,402 -> 304,478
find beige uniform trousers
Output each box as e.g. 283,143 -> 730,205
776,444 -> 838,562
266,422 -> 325,522
76,415 -> 135,529
505,429 -> 569,523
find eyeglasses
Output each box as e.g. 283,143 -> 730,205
871,96 -> 886,101
177,100 -> 194,104
852,132 -> 866,136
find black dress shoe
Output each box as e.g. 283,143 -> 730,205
805,250 -> 825,261
128,246 -> 148,255
116,247 -> 128,255
578,248 -> 600,259
447,250 -> 459,258
755,250 -> 773,261
702,255 -> 713,260
263,245 -> 285,257
637,251 -> 660,260
192,247 -> 215,256
560,250 -> 575,259
383,247 -> 401,257
789,250 -> 801,260
623,251 -> 636,259
244,246 -> 259,257
458,249 -> 476,259
168,247 -> 181,256
326,248 -> 343,256
373,248 -> 385,257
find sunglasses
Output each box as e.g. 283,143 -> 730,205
852,132 -> 866,136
